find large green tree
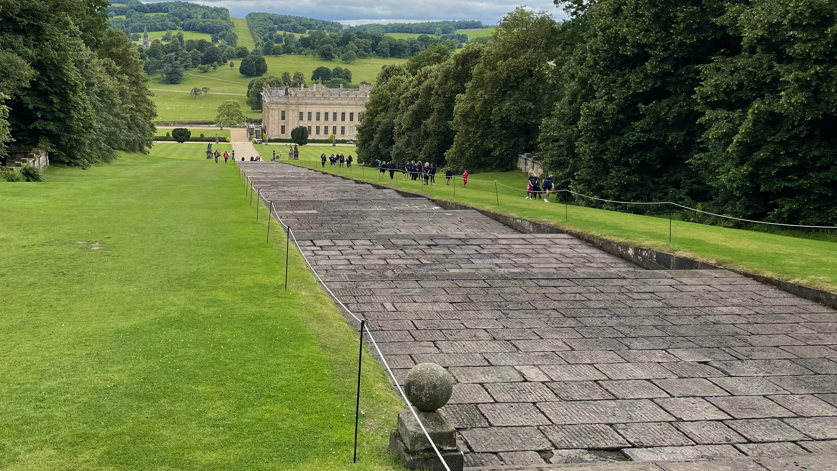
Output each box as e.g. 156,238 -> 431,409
215,100 -> 246,126
391,43 -> 483,166
447,9 -> 562,171
540,0 -> 728,204
692,0 -> 837,224
356,66 -> 410,165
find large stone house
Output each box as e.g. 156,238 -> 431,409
261,83 -> 372,140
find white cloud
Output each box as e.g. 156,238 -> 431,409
145,0 -> 565,25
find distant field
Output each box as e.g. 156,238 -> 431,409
131,30 -> 213,44
385,32 -> 425,40
232,17 -> 256,49
151,89 -> 259,122
457,27 -> 496,39
277,30 -> 308,38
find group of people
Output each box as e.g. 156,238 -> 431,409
404,161 -> 438,185
322,153 -> 353,168
213,150 -> 233,164
527,171 -> 555,202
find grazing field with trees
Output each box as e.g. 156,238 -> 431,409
357,3 -> 837,226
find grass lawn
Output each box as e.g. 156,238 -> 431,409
254,143 -> 837,293
232,17 -> 256,50
385,33 -> 425,40
456,28 -> 496,39
151,90 -> 259,123
0,144 -> 403,470
155,127 -> 231,139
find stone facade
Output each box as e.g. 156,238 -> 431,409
261,83 -> 372,140
3,147 -> 49,172
518,153 -> 543,175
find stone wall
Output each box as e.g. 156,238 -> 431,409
517,153 -> 543,175
3,147 -> 49,172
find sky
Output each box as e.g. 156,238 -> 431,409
166,0 -> 565,25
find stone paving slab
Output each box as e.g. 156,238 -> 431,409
241,162 -> 837,468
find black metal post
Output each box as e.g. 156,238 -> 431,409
285,226 -> 290,291
669,209 -> 672,242
256,194 -> 259,221
453,175 -> 455,197
250,185 -> 253,206
353,319 -> 366,463
495,181 -> 500,207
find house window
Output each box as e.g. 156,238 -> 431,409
333,112 -> 337,121
349,112 -> 354,122
299,111 -> 303,121
281,125 -> 285,134
281,110 -> 286,120
332,126 -> 337,135
341,112 -> 346,121
307,126 -> 311,134
308,112 -> 312,121
315,126 -> 320,135
316,112 -> 321,121
324,112 -> 329,122
340,126 -> 345,135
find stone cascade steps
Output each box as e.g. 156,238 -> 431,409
239,162 -> 837,469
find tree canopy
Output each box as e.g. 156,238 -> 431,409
215,100 -> 246,126
1,0 -> 155,166
354,1 -> 837,225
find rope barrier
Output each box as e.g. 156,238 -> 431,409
264,199 -> 453,470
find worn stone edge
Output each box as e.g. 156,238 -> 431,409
286,163 -> 837,311
463,453 -> 837,470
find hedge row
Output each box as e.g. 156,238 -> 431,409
154,136 -> 231,142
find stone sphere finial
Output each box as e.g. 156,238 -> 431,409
404,363 -> 453,412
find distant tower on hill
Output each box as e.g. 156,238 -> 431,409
142,26 -> 149,49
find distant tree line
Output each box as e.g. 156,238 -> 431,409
357,4 -> 837,225
0,0 -> 156,166
247,13 -> 343,38
348,20 -> 485,35
108,0 -> 234,38
247,24 -> 473,63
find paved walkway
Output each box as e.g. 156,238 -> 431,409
240,162 -> 837,469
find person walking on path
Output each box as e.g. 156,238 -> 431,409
224,152 -> 229,164
340,154 -> 345,167
423,163 -> 430,185
462,170 -> 469,188
388,161 -> 396,179
347,155 -> 353,168
445,168 -> 452,185
404,162 -> 410,180
430,164 -> 436,185
321,153 -> 327,167
214,151 -> 219,163
542,172 -> 555,203
380,161 -> 387,179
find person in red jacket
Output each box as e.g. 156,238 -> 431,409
462,171 -> 469,188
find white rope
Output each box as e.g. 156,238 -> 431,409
244,164 -> 454,469
287,228 -> 363,324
